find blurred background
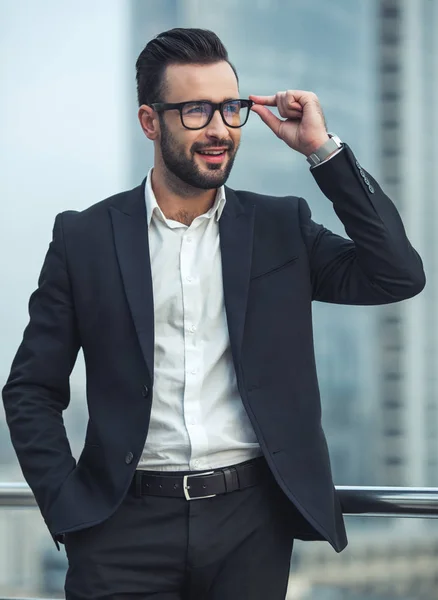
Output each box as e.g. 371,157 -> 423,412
1,0 -> 438,598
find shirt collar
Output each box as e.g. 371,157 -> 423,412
145,168 -> 226,228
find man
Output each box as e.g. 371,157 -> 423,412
2,27 -> 425,600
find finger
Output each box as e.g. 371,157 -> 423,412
250,104 -> 283,135
278,103 -> 303,119
284,101 -> 303,112
250,94 -> 304,114
282,110 -> 303,120
286,90 -> 319,107
249,94 -> 278,107
277,92 -> 303,118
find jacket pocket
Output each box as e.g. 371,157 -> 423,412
250,256 -> 298,281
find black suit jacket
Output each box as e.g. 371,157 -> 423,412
2,146 -> 425,552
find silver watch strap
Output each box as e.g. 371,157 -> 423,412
306,133 -> 342,167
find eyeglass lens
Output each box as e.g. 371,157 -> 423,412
181,101 -> 249,129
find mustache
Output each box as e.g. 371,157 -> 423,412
191,140 -> 234,153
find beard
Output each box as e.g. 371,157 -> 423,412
159,120 -> 238,190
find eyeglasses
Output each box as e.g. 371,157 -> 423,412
149,99 -> 253,130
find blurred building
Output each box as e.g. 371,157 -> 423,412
288,522 -> 438,599
375,0 -> 438,488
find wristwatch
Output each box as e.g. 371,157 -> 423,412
306,133 -> 343,167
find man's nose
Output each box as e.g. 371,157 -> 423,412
205,109 -> 230,138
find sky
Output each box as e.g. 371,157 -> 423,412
1,0 -> 131,375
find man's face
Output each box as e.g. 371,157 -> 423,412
157,61 -> 242,190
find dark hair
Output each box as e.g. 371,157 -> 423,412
135,28 -> 238,106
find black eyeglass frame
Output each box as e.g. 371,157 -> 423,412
149,99 -> 254,130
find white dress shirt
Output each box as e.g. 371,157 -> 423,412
138,169 -> 263,472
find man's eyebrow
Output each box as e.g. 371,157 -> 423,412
184,97 -> 239,103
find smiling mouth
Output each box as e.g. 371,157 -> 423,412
197,150 -> 227,155
195,149 -> 228,163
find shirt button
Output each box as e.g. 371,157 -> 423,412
125,452 -> 134,465
186,236 -> 192,243
189,325 -> 196,333
191,369 -> 197,375
186,277 -> 193,283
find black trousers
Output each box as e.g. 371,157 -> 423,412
64,464 -> 295,599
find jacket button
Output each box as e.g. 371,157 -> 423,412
125,452 -> 134,464
142,385 -> 149,398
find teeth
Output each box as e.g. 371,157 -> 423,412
199,151 -> 224,155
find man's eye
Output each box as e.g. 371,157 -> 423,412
225,103 -> 240,114
186,105 -> 205,115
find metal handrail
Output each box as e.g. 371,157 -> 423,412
1,482 -> 438,517
0,482 -> 36,508
337,485 -> 438,517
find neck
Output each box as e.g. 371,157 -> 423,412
150,163 -> 217,225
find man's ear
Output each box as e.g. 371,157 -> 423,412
138,104 -> 160,140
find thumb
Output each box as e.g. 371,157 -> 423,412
251,104 -> 282,137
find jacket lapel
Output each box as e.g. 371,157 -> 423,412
109,180 -> 155,383
220,187 -> 255,368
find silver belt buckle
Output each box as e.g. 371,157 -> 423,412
183,470 -> 216,501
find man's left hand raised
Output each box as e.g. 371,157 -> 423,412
250,90 -> 329,157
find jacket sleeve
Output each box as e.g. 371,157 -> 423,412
298,145 -> 425,304
2,213 -> 80,518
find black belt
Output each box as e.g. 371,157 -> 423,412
131,457 -> 270,500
